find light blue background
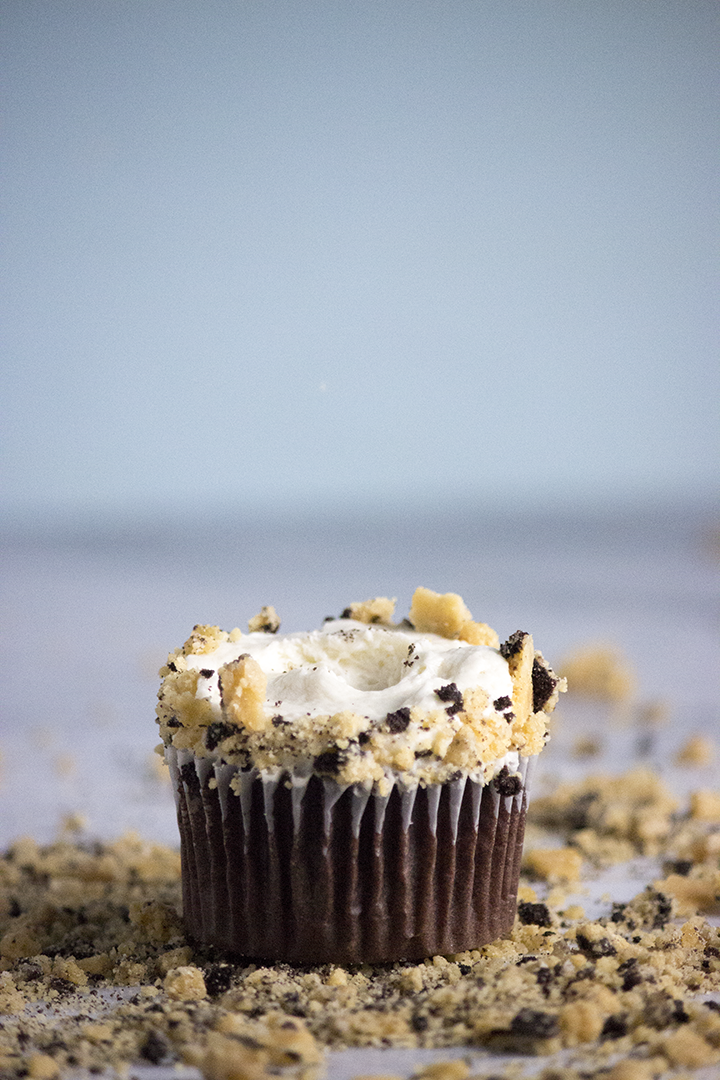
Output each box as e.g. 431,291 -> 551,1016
2,0 -> 719,524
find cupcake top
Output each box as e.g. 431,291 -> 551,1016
156,587 -> 565,793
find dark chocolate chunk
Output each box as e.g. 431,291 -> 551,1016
673,1000 -> 690,1024
167,661 -> 177,672
622,966 -> 644,991
536,967 -> 553,990
385,707 -> 411,733
203,962 -> 234,996
509,1008 -> 559,1039
434,683 -> 464,716
357,730 -> 371,745
313,748 -> 346,774
666,859 -> 693,877
493,766 -> 523,797
566,791 -> 600,830
199,668 -> 215,679
205,721 -> 236,751
493,695 -> 512,711
601,1014 -> 628,1040
140,1030 -> 169,1064
650,890 -> 673,929
531,657 -> 558,712
500,631 -> 528,660
517,900 -> 552,928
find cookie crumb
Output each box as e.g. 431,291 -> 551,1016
248,606 -> 281,634
525,847 -> 583,883
559,644 -> 635,701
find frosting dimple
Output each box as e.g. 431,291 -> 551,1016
185,620 -> 511,726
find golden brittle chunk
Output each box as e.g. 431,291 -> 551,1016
500,631 -> 535,725
218,655 -> 268,732
525,846 -> 583,883
458,619 -> 500,648
163,965 -> 207,1002
409,587 -> 489,641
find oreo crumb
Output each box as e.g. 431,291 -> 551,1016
493,766 -> 523,797
532,656 -> 558,712
517,901 -> 552,928
385,707 -> 411,733
601,1014 -> 628,1040
205,721 -> 237,751
500,631 -> 528,660
140,1030 -> 169,1064
434,683 -> 464,715
510,1008 -> 559,1039
313,748 -> 346,774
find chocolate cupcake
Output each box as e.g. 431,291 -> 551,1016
156,588 -> 564,964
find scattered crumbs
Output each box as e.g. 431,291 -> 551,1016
1,766 -> 720,1078
52,754 -> 76,779
350,1073 -> 403,1080
57,812 -> 88,837
572,735 -> 602,759
149,750 -> 171,784
248,605 -> 282,634
524,846 -> 583,884
636,699 -> 670,727
675,734 -> 715,767
558,643 -> 635,702
413,1061 -> 469,1079
528,767 -> 680,863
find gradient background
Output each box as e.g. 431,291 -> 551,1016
2,0 -> 719,525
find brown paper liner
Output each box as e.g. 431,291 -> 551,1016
167,750 -> 532,964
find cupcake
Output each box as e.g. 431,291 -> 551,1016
156,587 -> 565,964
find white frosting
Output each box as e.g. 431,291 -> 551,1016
186,619 -> 513,726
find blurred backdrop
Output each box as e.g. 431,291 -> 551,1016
2,0 -> 718,523
1,1 -> 718,844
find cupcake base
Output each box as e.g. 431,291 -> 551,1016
167,749 -> 533,965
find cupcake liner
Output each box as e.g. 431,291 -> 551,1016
166,748 -> 534,964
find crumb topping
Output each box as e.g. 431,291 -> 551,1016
156,588 -> 565,790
